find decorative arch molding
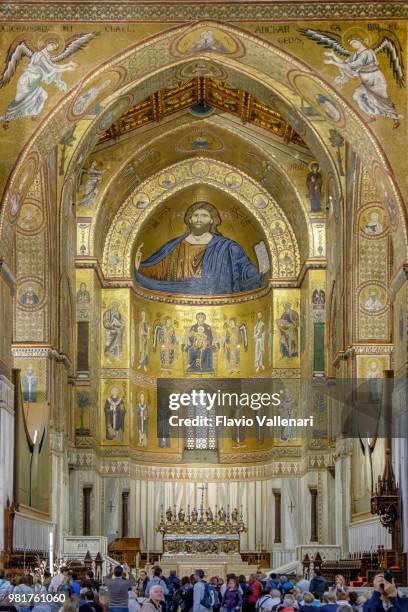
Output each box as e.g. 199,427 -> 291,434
88,116 -> 314,261
1,19 -> 406,264
102,158 -> 301,283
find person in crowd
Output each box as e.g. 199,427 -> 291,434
238,575 -> 251,608
103,563 -> 136,612
295,576 -> 310,594
355,596 -> 367,612
0,569 -> 13,602
309,573 -> 328,599
363,573 -> 403,612
13,575 -> 35,612
279,577 -> 294,596
137,573 -> 149,598
173,576 -> 194,612
141,585 -> 163,612
34,576 -> 48,597
337,606 -> 353,612
84,571 -> 99,594
166,571 -> 181,612
145,568 -> 168,600
71,574 -> 81,597
266,576 -> 280,592
222,577 -> 242,612
329,576 -> 346,595
43,571 -> 52,592
79,590 -> 103,612
336,592 -> 350,608
348,593 -> 358,608
255,588 -> 281,611
60,602 -> 80,612
209,578 -> 221,612
128,589 -> 143,612
246,574 -> 263,612
56,575 -> 74,600
320,592 -> 337,612
49,567 -> 69,594
192,569 -> 210,612
220,575 -> 236,599
300,592 -> 316,612
282,594 -> 298,611
256,574 -> 267,592
292,589 -> 303,606
98,592 -> 110,612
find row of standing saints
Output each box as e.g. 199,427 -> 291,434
103,304 -> 300,375
103,379 -> 300,446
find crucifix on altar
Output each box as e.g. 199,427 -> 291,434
197,482 -> 208,514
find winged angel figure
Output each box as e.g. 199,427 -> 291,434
299,29 -> 404,127
0,33 -> 98,127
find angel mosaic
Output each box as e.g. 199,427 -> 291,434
222,318 -> 248,374
0,33 -> 98,127
153,316 -> 179,372
299,29 -> 404,128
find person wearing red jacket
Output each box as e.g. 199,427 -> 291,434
245,575 -> 263,612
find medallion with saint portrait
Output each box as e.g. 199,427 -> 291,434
359,206 -> 387,237
359,285 -> 388,314
17,202 -> 44,232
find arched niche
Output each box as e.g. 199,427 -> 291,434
102,158 -> 301,284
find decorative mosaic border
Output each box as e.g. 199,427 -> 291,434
1,3 -> 407,22
68,447 -> 335,479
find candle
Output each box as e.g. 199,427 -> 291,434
49,531 -> 54,574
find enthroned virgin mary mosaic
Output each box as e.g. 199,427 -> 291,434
134,201 -> 269,295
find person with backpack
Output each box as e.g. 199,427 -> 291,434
256,588 -> 281,611
145,568 -> 169,605
209,578 -> 221,612
246,575 -> 263,612
222,578 -> 242,612
193,570 -> 213,612
173,577 -> 194,612
167,571 -> 181,612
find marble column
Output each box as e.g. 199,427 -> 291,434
334,438 -> 352,555
50,430 -> 69,555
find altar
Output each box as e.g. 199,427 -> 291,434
158,554 -> 258,580
156,501 -> 258,579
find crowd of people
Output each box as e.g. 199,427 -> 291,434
0,565 -> 407,612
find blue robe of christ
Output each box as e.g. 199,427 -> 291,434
134,233 -> 265,295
